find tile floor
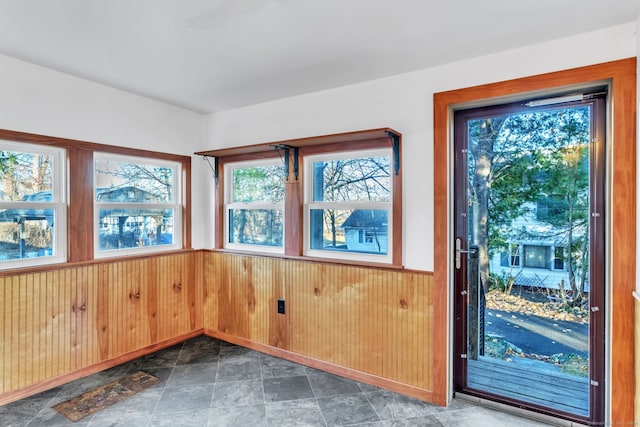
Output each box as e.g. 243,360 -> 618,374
1,336 -> 553,426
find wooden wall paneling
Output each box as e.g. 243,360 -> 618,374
202,249 -> 218,332
67,148 -> 94,262
97,263 -> 110,361
270,258 -> 287,348
156,253 -> 200,342
147,257 -> 160,344
0,252 -> 201,404
204,252 -> 435,399
189,251 -> 203,332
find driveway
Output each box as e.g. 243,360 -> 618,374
484,308 -> 589,357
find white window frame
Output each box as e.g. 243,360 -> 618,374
224,158 -> 285,254
303,148 -> 393,264
94,152 -> 182,258
0,140 -> 66,269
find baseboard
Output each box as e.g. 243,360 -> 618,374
204,329 -> 436,404
0,329 -> 203,406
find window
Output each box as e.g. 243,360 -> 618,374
500,244 -> 520,267
304,148 -> 392,263
523,244 -> 550,269
0,140 -> 66,268
553,246 -> 565,270
223,159 -> 285,252
94,153 -> 182,257
200,128 -> 402,266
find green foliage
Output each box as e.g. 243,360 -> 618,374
232,165 -> 284,203
468,105 -> 591,266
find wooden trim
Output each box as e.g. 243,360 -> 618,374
0,129 -> 190,163
206,248 -> 412,272
195,128 -> 401,157
214,163 -> 224,249
0,330 -> 202,406
0,248 -> 198,278
284,156 -> 303,256
67,148 -> 94,262
392,134 -> 403,266
203,329 -> 434,403
297,138 -> 393,157
434,58 -> 636,421
216,150 -> 281,164
182,157 -> 192,249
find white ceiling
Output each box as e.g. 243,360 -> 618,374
0,0 -> 638,113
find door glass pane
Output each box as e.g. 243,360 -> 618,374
463,104 -> 593,418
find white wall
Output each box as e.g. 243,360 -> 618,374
0,54 -> 208,248
203,23 -> 637,271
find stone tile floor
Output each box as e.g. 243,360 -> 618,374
1,336 -> 553,426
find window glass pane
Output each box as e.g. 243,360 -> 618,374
524,245 -> 549,269
0,209 -> 55,260
95,159 -> 174,203
232,165 -> 284,203
98,209 -> 174,250
229,209 -> 283,247
312,156 -> 390,202
309,209 -> 388,255
0,150 -> 54,201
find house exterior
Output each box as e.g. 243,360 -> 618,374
489,201 -> 590,293
342,209 -> 388,254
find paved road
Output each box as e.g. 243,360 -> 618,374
484,308 -> 589,357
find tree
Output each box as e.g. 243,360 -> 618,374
313,156 -> 390,248
530,144 -> 590,305
468,105 -> 591,292
231,165 -> 284,245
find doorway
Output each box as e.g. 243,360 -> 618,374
452,91 -> 606,424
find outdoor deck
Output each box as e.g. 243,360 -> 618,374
467,356 -> 589,417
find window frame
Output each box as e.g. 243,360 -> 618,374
0,140 -> 67,269
223,157 -> 285,254
203,128 -> 403,267
93,152 -> 183,258
303,147 -> 393,264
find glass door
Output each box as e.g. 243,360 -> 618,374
453,92 -> 606,424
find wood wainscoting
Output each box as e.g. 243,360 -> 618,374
0,251 -> 203,405
202,251 -> 438,403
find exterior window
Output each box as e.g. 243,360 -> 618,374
523,245 -> 550,269
0,141 -> 66,268
500,244 -> 520,267
553,246 -> 565,270
224,159 -> 285,252
304,148 -> 392,263
94,153 -> 182,257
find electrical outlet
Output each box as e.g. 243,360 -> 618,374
277,299 -> 285,314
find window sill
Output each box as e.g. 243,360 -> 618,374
0,248 -> 196,277
209,248 -> 405,271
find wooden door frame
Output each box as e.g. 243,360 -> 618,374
433,58 -> 636,423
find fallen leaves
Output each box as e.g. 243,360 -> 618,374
485,290 -> 589,324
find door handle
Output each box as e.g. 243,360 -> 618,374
455,238 -> 477,269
